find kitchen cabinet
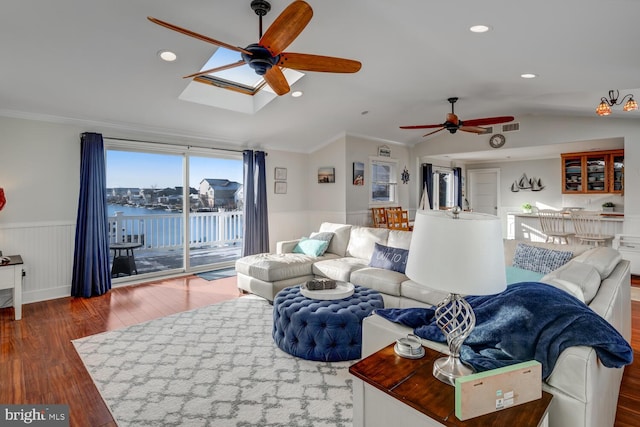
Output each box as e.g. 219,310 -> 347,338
561,149 -> 623,194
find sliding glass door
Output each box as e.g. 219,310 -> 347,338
105,145 -> 243,279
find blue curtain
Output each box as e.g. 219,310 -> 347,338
71,132 -> 112,297
242,150 -> 270,255
421,163 -> 434,209
454,167 -> 463,208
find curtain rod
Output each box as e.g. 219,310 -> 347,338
103,136 -> 266,155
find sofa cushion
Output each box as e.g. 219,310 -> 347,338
399,280 -> 449,306
573,247 -> 622,279
540,277 -> 586,303
293,238 -> 330,257
346,226 -> 389,260
312,257 -> 368,282
369,243 -> 409,274
512,243 -> 573,274
541,260 -> 601,304
387,229 -> 413,250
350,267 -> 405,296
318,223 -> 352,256
235,253 -> 319,282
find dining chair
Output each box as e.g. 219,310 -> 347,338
371,207 -> 388,228
537,209 -> 574,244
386,209 -> 411,231
570,210 -> 615,246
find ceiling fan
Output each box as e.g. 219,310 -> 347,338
400,97 -> 515,137
148,0 -> 361,96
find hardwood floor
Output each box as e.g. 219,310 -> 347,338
0,275 -> 639,426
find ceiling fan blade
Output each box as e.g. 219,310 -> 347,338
264,67 -> 290,95
183,60 -> 246,79
278,53 -> 361,73
147,17 -> 252,55
259,1 -> 313,56
459,126 -> 489,134
400,123 -> 444,130
423,128 -> 446,137
463,116 -> 515,126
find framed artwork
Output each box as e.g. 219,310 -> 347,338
274,181 -> 287,194
378,145 -> 391,157
275,167 -> 287,181
353,162 -> 364,186
318,167 -> 335,183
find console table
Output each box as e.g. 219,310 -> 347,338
349,343 -> 552,427
0,255 -> 24,320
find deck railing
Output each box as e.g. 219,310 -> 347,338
108,210 -> 244,250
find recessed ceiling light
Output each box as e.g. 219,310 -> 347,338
521,73 -> 537,79
158,50 -> 177,62
291,90 -> 303,98
469,25 -> 490,33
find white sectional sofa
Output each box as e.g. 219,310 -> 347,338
236,222 -> 633,427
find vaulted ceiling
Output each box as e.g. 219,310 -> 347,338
2,0 -> 639,153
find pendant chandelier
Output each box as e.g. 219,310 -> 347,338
596,89 -> 638,116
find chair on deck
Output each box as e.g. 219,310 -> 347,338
371,208 -> 388,228
570,210 -> 614,246
386,209 -> 411,231
538,209 -> 574,244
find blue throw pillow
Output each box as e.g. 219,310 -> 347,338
369,243 -> 409,274
293,238 -> 330,257
512,243 -> 573,274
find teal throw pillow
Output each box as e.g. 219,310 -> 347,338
293,238 -> 330,257
369,243 -> 409,274
505,266 -> 545,285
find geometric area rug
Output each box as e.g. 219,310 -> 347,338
72,297 -> 354,426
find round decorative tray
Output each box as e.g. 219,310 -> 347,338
300,281 -> 354,300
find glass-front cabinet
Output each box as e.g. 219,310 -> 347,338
561,149 -> 623,194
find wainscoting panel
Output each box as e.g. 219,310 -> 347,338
0,222 -> 75,306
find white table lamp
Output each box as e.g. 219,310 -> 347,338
405,207 -> 506,386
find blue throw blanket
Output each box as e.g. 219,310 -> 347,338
375,282 -> 633,379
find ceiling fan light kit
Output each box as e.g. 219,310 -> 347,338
148,0 -> 361,96
596,89 -> 638,116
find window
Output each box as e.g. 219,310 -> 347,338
370,158 -> 398,204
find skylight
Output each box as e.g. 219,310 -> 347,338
179,47 -> 305,114
195,48 -> 266,95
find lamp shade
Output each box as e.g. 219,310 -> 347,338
405,210 -> 506,296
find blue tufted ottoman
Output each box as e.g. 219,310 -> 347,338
272,285 -> 384,362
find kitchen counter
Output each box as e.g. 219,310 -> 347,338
510,212 -> 624,244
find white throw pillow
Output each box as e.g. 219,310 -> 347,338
573,247 -> 622,279
541,261 -> 601,304
346,226 -> 389,261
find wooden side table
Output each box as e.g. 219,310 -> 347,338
0,255 -> 24,320
349,343 -> 552,427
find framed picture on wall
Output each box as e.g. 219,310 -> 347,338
318,167 -> 335,183
274,167 -> 287,181
353,162 -> 364,186
274,181 -> 287,194
378,145 -> 391,157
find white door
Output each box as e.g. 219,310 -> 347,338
468,169 -> 500,215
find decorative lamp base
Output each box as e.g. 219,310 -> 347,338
433,354 -> 475,386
